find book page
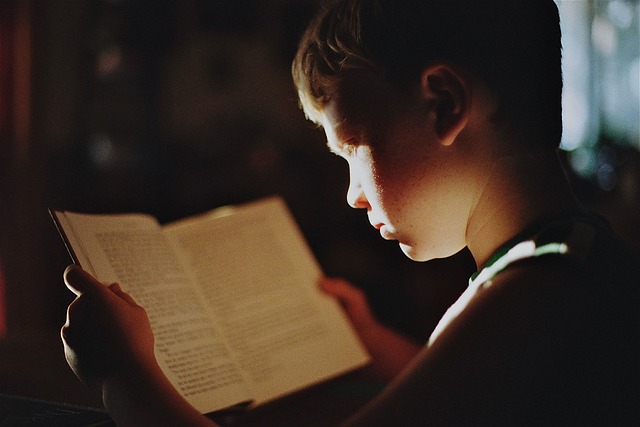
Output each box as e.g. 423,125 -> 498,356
54,212 -> 253,414
164,197 -> 370,405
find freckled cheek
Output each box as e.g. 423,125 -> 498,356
367,161 -> 417,219
372,150 -> 420,193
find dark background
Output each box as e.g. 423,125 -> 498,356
0,0 -> 638,408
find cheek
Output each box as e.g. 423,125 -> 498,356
369,147 -> 424,208
372,120 -> 435,190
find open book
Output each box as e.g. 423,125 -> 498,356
51,196 -> 370,415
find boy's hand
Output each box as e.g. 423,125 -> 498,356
321,277 -> 378,336
61,265 -> 156,392
62,266 -> 217,426
321,277 -> 422,381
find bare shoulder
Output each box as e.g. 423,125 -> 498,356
466,250 -> 638,343
347,251 -> 640,426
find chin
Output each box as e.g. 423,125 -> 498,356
399,243 -> 432,262
400,242 -> 462,262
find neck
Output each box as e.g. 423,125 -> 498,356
465,150 -> 584,268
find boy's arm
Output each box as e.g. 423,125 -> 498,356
321,278 -> 421,381
61,266 -> 218,427
340,260 -> 621,426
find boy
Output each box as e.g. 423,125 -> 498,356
62,0 -> 640,425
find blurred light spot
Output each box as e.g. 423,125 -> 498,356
597,163 -> 617,191
592,16 -> 618,57
568,147 -> 597,179
89,133 -> 116,169
597,145 -> 617,166
96,46 -> 123,79
607,1 -> 634,29
596,145 -> 618,192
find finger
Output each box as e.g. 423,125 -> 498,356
60,323 -> 76,349
321,277 -> 365,305
61,296 -> 90,348
108,283 -> 139,307
60,325 -> 70,350
60,326 -> 79,369
321,277 -> 375,324
63,265 -> 104,296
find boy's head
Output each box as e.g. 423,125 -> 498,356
292,0 -> 563,148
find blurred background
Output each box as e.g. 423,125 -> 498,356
0,0 -> 638,407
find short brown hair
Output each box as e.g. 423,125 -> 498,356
292,0 -> 563,147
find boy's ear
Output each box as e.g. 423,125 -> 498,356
419,64 -> 470,146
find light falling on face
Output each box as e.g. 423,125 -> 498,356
319,73 -> 471,262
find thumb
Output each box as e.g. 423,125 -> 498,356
108,283 -> 140,307
63,265 -> 104,296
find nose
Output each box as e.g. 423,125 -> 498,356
346,171 -> 369,210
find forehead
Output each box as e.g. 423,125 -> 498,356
323,72 -> 408,133
331,72 -> 395,121
319,101 -> 347,154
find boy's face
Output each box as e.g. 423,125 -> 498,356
319,72 -> 471,262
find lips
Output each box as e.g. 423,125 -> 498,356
374,223 -> 394,240
369,216 -> 392,239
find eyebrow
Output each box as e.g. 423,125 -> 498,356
324,116 -> 351,155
